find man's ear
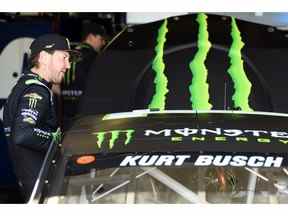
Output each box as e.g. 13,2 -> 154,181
38,50 -> 49,65
87,33 -> 95,41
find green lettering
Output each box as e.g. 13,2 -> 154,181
171,137 -> 183,142
279,139 -> 288,144
215,136 -> 227,141
192,136 -> 205,141
257,138 -> 270,143
236,137 -> 248,142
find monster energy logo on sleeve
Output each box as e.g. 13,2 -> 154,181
24,93 -> 42,109
92,129 -> 135,149
148,14 -> 253,111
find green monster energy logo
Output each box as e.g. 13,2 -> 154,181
92,129 -> 135,149
149,14 -> 253,111
148,19 -> 169,111
24,93 -> 42,109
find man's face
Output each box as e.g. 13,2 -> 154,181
90,34 -> 106,51
48,50 -> 71,84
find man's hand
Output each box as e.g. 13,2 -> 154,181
51,127 -> 62,144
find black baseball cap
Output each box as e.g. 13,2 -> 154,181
29,33 -> 81,62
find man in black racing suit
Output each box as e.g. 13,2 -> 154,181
3,34 -> 79,203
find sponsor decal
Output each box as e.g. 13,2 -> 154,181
61,90 -> 83,97
45,43 -> 55,49
21,108 -> 39,121
23,92 -> 42,109
119,154 -> 283,168
23,117 -> 36,125
34,128 -> 51,139
91,127 -> 288,149
228,17 -> 252,111
148,19 -> 168,111
145,128 -> 288,145
76,155 -> 96,165
189,13 -> 212,110
92,129 -> 135,149
149,14 -> 252,111
120,155 -> 191,167
194,155 -> 283,167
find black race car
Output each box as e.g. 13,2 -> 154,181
29,110 -> 288,204
29,13 -> 288,204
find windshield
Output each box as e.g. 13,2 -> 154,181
45,164 -> 288,204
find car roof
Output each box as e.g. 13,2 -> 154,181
62,110 -> 288,156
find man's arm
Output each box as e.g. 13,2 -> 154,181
11,85 -> 56,152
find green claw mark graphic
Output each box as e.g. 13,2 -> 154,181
93,129 -> 135,149
109,131 -> 120,149
96,132 -> 105,148
125,129 -> 135,145
227,17 -> 253,111
189,13 -> 212,110
148,19 -> 169,111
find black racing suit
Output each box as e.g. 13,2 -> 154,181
3,72 -> 58,202
61,43 -> 97,128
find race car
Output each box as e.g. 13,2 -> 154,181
29,13 -> 288,204
29,110 -> 288,203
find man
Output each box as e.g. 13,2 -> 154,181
3,33 -> 79,202
61,23 -> 107,128
81,22 -> 107,53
